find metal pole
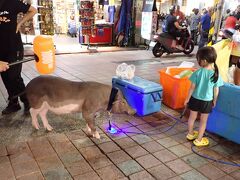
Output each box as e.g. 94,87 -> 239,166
214,0 -> 225,43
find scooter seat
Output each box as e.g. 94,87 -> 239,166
159,33 -> 175,40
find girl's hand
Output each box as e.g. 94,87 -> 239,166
213,99 -> 217,107
184,99 -> 189,106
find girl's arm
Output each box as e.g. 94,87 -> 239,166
213,87 -> 219,107
184,82 -> 196,106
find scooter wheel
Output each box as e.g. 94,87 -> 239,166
183,41 -> 194,55
152,43 -> 164,57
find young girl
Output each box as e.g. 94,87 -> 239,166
184,47 -> 224,146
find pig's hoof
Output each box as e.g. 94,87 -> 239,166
46,125 -> 53,131
86,124 -> 91,133
93,131 -> 100,139
32,123 -> 39,130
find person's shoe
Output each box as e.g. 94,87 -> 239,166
2,102 -> 21,115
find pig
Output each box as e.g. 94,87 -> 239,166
25,75 -> 136,139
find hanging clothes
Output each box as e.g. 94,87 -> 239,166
108,6 -> 116,23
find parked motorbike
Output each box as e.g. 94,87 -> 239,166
150,21 -> 194,58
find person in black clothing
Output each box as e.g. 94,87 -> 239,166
0,0 -> 37,115
166,6 -> 186,49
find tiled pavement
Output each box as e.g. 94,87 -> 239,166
0,50 -> 239,179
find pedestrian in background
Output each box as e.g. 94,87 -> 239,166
0,0 -> 37,115
198,8 -> 211,49
190,8 -> 201,45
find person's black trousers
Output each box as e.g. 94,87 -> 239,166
0,51 -> 28,104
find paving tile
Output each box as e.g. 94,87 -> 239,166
198,148 -> 223,161
230,170 -> 240,179
59,150 -> 84,166
0,156 -> 10,167
91,133 -> 112,144
168,144 -> 192,157
113,121 -> 133,129
220,175 -> 237,180
107,150 -> 132,164
17,171 -> 44,180
31,146 -> 56,160
136,123 -> 156,132
66,160 -> 93,176
52,141 -> 77,155
121,126 -> 143,137
88,155 -> 112,170
129,170 -> 155,180
65,129 -> 86,140
117,159 -> 143,176
0,163 -> 15,180
96,164 -> 125,180
106,131 -> 128,140
211,145 -> 236,156
131,134 -> 153,144
0,145 -> 7,156
28,137 -> 52,150
72,137 -> 95,149
153,149 -> 178,163
197,163 -> 226,180
10,150 -> 34,165
182,153 -> 208,168
171,133 -> 189,144
148,164 -> 176,180
128,118 -> 146,126
7,142 -> 30,155
212,158 -> 240,174
168,176 -> 183,180
12,160 -> 39,178
180,169 -> 208,180
37,154 -> 64,172
157,137 -> 179,148
48,133 -> 69,144
141,141 -> 164,153
74,171 -> 101,180
148,131 -> 167,140
98,142 -> 120,153
125,145 -> 149,159
42,167 -> 72,180
141,116 -> 159,123
166,159 -> 192,174
115,137 -> 138,149
79,146 -> 104,160
164,128 -> 180,136
136,154 -> 162,169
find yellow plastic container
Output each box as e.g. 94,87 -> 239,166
33,35 -> 55,74
159,68 -> 195,109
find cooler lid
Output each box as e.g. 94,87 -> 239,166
112,76 -> 162,94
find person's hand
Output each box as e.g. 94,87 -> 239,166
184,99 -> 189,106
0,61 -> 9,72
16,22 -> 23,33
212,99 -> 217,108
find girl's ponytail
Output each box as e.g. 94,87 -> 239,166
211,62 -> 219,83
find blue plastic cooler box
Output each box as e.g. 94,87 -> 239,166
207,83 -> 240,144
112,76 -> 163,116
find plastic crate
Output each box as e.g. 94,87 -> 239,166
112,76 -> 162,116
159,68 -> 195,109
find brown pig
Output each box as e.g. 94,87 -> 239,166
25,76 -> 136,139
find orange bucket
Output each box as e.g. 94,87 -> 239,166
33,35 -> 55,74
159,68 -> 196,109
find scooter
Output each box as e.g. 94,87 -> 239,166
150,22 -> 194,58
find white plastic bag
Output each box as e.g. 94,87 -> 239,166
116,63 -> 135,80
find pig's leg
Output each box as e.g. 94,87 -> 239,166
86,124 -> 91,133
30,108 -> 40,130
83,112 -> 100,139
39,108 -> 53,131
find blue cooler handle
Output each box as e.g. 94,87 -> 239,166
151,92 -> 162,102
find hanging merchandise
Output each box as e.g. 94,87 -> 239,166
38,0 -> 54,35
141,0 -> 158,40
108,5 -> 116,23
79,0 -> 95,45
115,0 -> 133,46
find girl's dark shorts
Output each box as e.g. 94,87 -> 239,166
188,96 -> 213,114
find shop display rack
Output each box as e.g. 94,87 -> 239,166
37,0 -> 54,35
